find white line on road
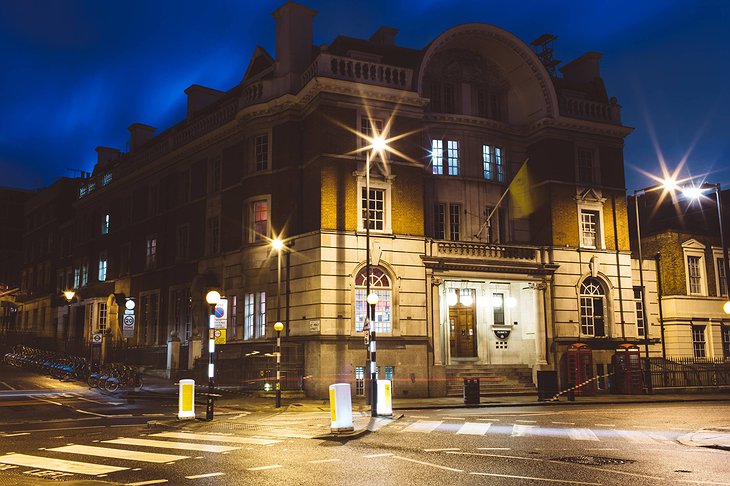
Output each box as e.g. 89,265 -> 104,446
552,421 -> 576,425
73,395 -> 122,406
676,480 -> 730,485
104,437 -> 240,453
126,480 -> 169,486
402,421 -> 442,433
567,428 -> 600,441
364,453 -> 393,458
447,451 -> 544,462
185,472 -> 225,479
515,420 -> 537,423
593,424 -> 615,427
49,445 -> 188,463
457,422 -> 491,435
247,465 -> 282,471
511,424 -> 536,437
307,459 -> 341,464
150,432 -> 279,445
1,432 -> 30,437
424,448 -> 460,452
0,453 -> 128,475
392,455 -> 463,472
75,409 -> 133,418
0,382 -> 16,390
477,447 -> 511,450
470,472 -> 601,485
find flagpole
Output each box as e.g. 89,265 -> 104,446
474,158 -> 530,241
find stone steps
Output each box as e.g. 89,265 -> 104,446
446,364 -> 536,397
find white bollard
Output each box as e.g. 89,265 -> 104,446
178,379 -> 196,419
376,379 -> 393,416
329,383 -> 353,432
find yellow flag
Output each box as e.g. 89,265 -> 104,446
508,159 -> 534,219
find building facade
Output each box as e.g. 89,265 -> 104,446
5,2 -> 665,398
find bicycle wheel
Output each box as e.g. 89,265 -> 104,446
87,374 -> 99,388
104,378 -> 119,392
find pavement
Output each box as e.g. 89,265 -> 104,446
132,373 -> 730,449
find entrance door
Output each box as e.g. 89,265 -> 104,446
449,292 -> 477,358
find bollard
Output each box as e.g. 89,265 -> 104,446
376,379 -> 392,416
329,383 -> 354,432
178,379 -> 196,419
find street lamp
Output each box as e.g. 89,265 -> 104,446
271,237 -> 286,407
63,290 -> 75,349
205,289 -> 221,421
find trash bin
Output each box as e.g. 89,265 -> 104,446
463,377 -> 480,405
536,371 -> 558,401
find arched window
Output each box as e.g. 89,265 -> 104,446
580,277 -> 606,336
355,267 -> 392,333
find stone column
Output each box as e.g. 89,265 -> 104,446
167,330 -> 181,378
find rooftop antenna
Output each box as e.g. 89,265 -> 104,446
530,33 -> 560,77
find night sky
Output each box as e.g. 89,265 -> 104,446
1,0 -> 728,192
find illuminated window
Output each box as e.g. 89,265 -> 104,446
447,140 -> 459,175
244,292 -> 255,340
431,140 -> 443,175
98,303 -> 107,332
98,252 -> 107,282
354,267 -> 392,334
687,256 -> 702,295
249,200 -> 269,242
355,366 -> 365,396
81,260 -> 89,287
102,172 -> 112,186
362,187 -> 384,231
580,277 -> 606,336
257,291 -> 266,338
101,214 -> 110,235
580,210 -> 600,248
483,145 -> 504,182
633,287 -> 645,337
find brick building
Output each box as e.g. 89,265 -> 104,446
6,2 -> 664,397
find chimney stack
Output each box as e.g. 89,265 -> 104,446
272,2 -> 318,76
184,84 -> 224,118
370,26 -> 399,46
559,51 -> 603,83
128,123 -> 157,152
96,146 -> 121,167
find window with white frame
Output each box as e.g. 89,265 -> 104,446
580,210 -> 600,248
682,240 -> 707,296
81,260 -> 89,286
102,214 -> 110,235
434,203 -> 460,241
430,139 -> 459,176
362,187 -> 385,231
483,145 -> 504,182
73,266 -> 81,288
692,325 -> 706,358
244,292 -> 255,340
687,255 -> 703,295
633,287 -> 645,337
360,116 -> 384,153
257,291 -> 266,338
98,252 -> 107,282
98,302 -> 107,332
354,267 -> 392,333
249,199 -> 269,242
255,134 -> 269,171
580,277 -> 606,336
355,366 -> 365,395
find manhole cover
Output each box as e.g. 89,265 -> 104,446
554,456 -> 635,466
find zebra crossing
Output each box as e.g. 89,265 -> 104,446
0,430 -> 282,477
397,419 -> 678,444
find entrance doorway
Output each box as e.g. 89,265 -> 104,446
449,289 -> 476,358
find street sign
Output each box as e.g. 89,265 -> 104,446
213,298 -> 228,329
91,333 -> 102,344
214,329 -> 226,345
122,314 -> 135,338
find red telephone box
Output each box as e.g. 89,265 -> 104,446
612,344 -> 643,394
566,343 -> 595,396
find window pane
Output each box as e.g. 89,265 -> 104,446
581,211 -> 598,248
435,204 -> 445,239
692,325 -> 706,358
577,148 -> 594,184
447,140 -> 459,176
253,201 -> 268,241
688,256 -> 702,294
255,135 -> 268,171
449,204 -> 460,241
483,145 -> 492,180
495,147 -> 504,182
431,140 -> 443,175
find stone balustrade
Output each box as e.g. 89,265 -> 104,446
434,241 -> 539,262
302,53 -> 412,89
559,95 -> 621,124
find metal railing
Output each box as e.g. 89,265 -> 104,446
648,357 -> 730,388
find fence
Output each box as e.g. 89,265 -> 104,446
648,357 -> 730,388
214,342 -> 304,391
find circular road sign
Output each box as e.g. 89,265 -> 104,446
214,306 -> 225,319
92,333 -> 102,344
123,315 -> 135,327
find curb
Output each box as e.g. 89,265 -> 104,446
391,396 -> 730,410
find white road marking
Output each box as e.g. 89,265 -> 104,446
457,422 -> 491,435
477,447 -> 511,450
150,432 -> 279,445
424,448 -> 460,452
587,448 -> 619,451
567,428 -> 600,441
594,424 -> 615,427
615,429 -> 667,444
104,437 -> 239,453
73,395 -> 122,406
511,424 -> 536,437
402,421 -> 442,433
127,480 -> 169,485
677,480 -> 730,485
307,459 -> 341,464
49,444 -> 188,463
0,382 -> 17,390
2,432 -> 30,437
0,453 -> 127,475
515,420 -> 537,423
247,464 -> 282,471
142,413 -> 165,417
552,421 -> 575,425
74,409 -> 133,418
408,415 -> 430,419
185,472 -> 225,479
392,455 -> 463,472
471,472 -> 600,485
364,453 -> 393,458
447,451 -> 544,462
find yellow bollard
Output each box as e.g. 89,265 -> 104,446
376,379 -> 393,416
178,379 -> 196,419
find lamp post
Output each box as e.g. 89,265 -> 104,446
633,189 -> 654,394
63,290 -> 75,350
205,289 -> 220,421
272,238 -> 285,408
